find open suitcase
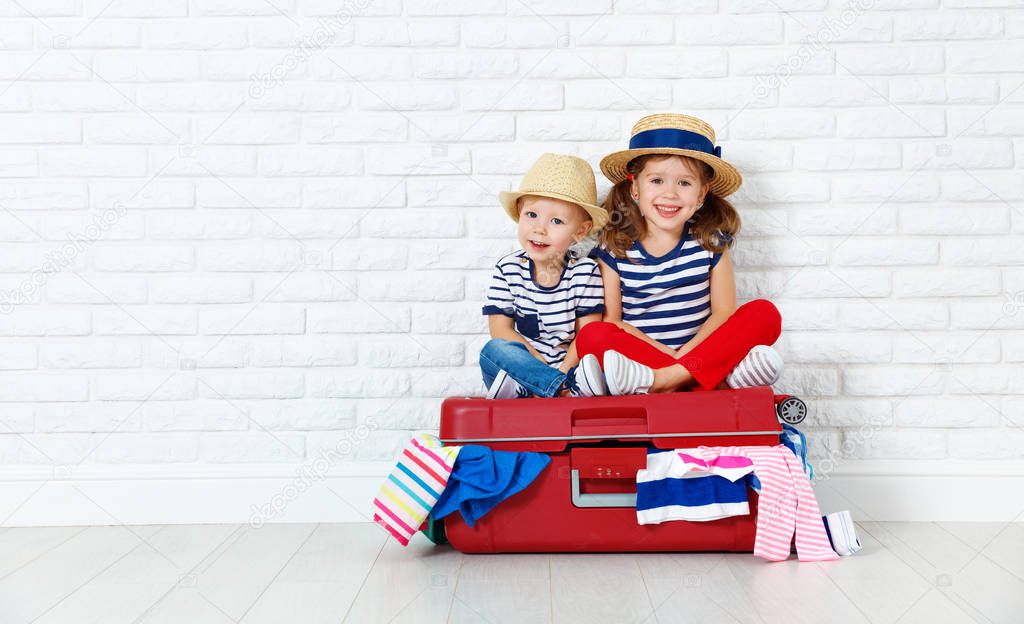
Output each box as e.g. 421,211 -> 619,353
436,386 -> 794,553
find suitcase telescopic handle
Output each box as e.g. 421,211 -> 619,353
570,470 -> 637,508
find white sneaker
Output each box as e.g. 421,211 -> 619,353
725,345 -> 783,389
569,353 -> 607,397
603,350 -> 654,395
486,370 -> 530,399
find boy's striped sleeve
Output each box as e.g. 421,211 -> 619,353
482,262 -> 514,316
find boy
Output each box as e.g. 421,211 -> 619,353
480,153 -> 610,399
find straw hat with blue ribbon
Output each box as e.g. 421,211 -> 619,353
600,113 -> 742,197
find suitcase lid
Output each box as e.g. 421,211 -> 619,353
439,386 -> 782,452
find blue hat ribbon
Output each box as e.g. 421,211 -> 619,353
628,128 -> 722,158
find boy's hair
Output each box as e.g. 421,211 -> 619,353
600,154 -> 740,259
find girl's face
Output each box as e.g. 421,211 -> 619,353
517,196 -> 592,264
631,156 -> 708,235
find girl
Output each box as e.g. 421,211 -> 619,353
577,113 -> 784,395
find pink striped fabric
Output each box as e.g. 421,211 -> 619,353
713,444 -> 839,562
676,450 -> 755,482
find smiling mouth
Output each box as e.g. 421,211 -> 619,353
528,240 -> 550,250
654,204 -> 682,218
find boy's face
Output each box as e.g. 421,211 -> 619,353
517,196 -> 593,264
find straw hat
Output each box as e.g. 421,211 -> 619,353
499,153 -> 608,230
600,113 -> 742,197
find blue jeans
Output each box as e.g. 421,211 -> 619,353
479,338 -> 567,398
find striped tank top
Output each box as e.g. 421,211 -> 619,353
592,222 -> 724,349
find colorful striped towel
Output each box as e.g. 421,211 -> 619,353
373,433 -> 461,547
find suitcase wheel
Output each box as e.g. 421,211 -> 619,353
776,396 -> 807,425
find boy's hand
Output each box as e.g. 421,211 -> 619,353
488,314 -> 546,362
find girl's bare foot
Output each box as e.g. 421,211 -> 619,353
650,364 -> 695,393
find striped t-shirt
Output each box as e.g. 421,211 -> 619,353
592,222 -> 725,349
482,250 -> 604,365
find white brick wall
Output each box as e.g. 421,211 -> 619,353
0,0 -> 1022,482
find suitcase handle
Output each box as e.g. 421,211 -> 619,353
570,470 -> 637,508
570,406 -> 647,434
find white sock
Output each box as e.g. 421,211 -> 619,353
604,350 -> 654,395
725,345 -> 783,389
823,510 -> 862,556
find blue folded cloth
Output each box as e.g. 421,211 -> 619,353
432,445 -> 550,527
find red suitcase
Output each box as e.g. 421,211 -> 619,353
437,386 -> 783,553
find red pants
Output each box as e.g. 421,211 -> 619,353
576,299 -> 782,390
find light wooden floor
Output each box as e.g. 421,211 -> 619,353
0,521 -> 1021,623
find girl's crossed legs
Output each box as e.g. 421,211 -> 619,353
576,299 -> 782,393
